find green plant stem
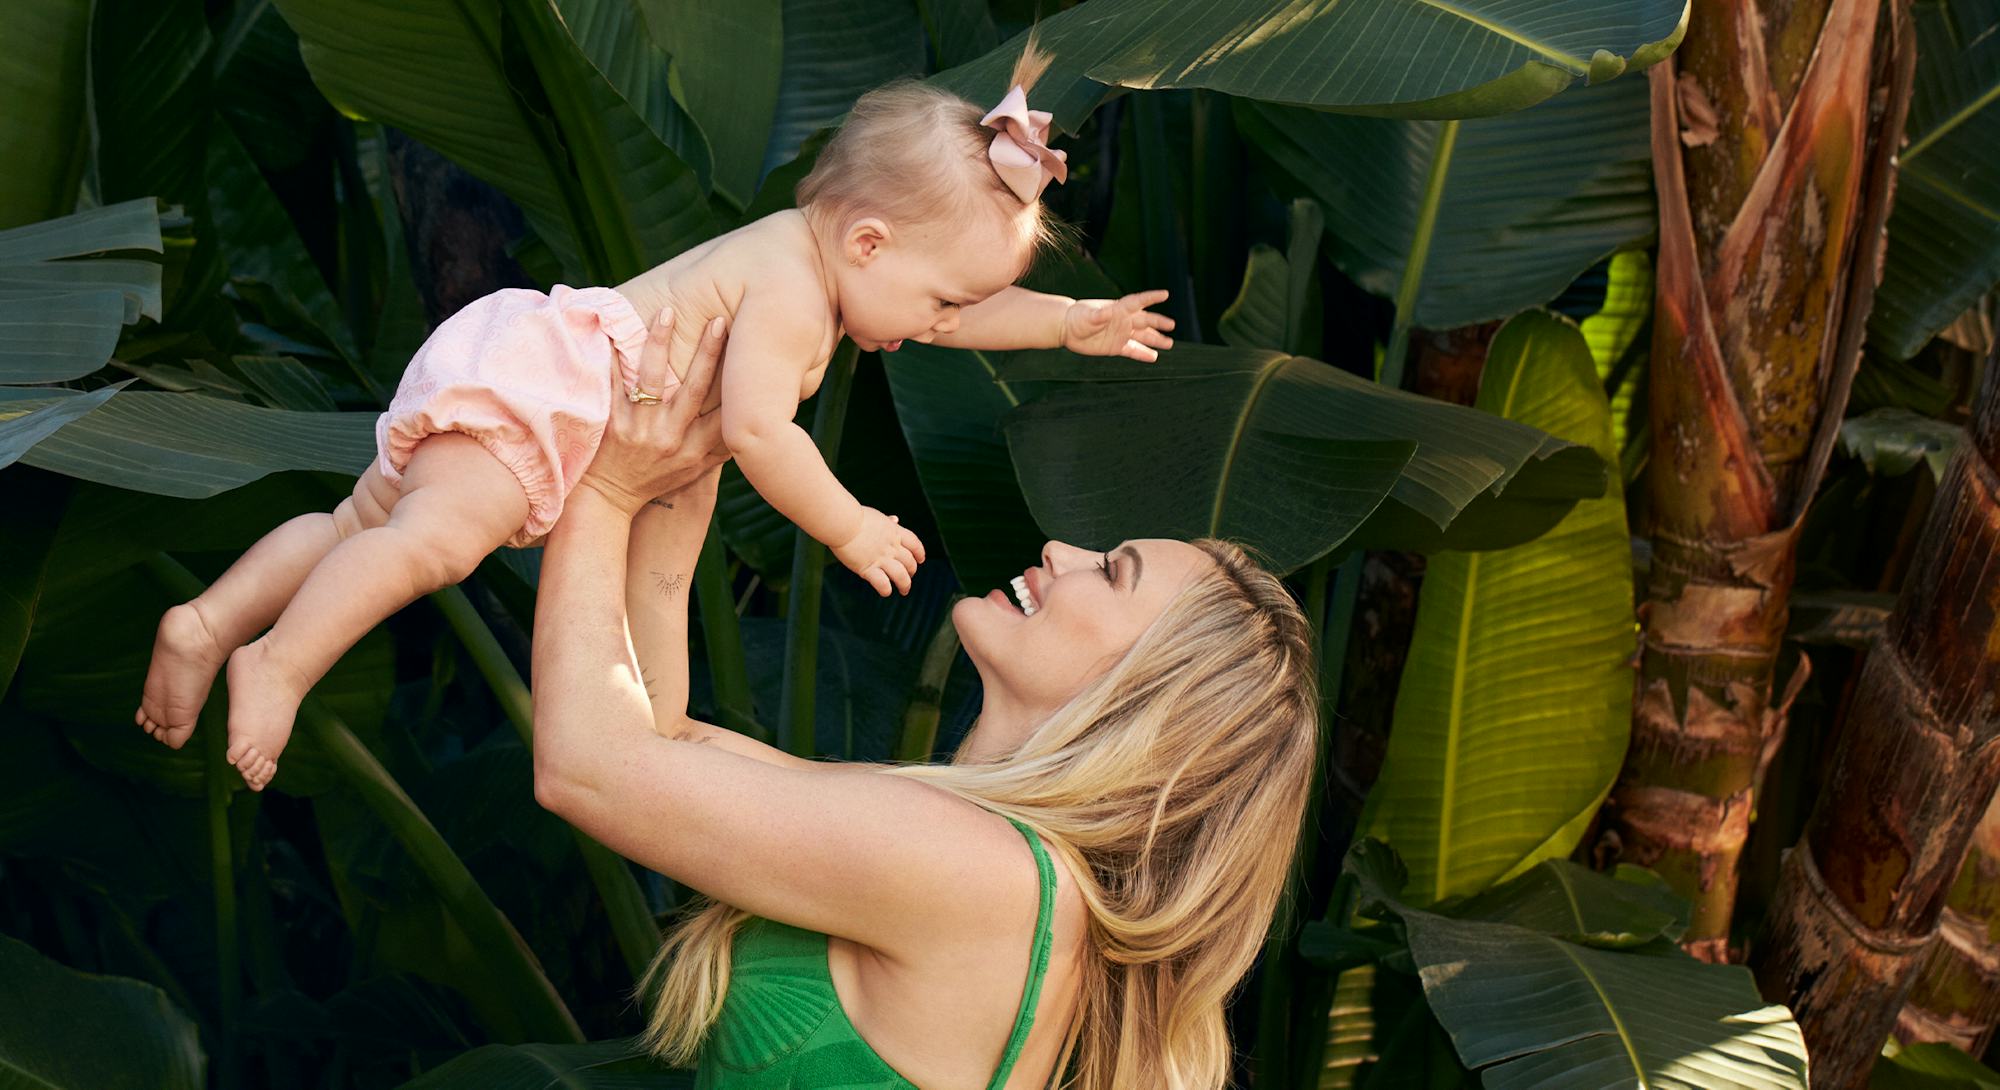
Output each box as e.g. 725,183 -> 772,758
200,703 -> 241,1090
696,525 -> 763,738
780,342 -> 860,757
896,603 -> 963,763
429,585 -> 659,981
143,554 -> 584,1045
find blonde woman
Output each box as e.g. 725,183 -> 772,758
534,312 -> 1318,1087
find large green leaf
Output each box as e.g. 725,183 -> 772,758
1236,73 -> 1655,335
0,200 -> 163,383
0,933 -> 206,1090
1840,406 -> 1965,481
550,0 -> 717,192
1360,310 -> 1633,903
2,389 -> 374,498
1873,1041 -> 2000,1090
1869,0 -> 2000,360
0,0 -> 90,226
399,1038 -> 692,1088
631,0 -> 779,205
760,0 -> 929,180
276,0 -> 716,281
999,342 -> 1607,573
1347,841 -> 1810,1090
933,0 -> 1686,132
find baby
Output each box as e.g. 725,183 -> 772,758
134,45 -> 1176,790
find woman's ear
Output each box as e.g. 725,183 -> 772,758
844,217 -> 891,266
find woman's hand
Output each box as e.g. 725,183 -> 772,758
1062,289 -> 1176,362
577,308 -> 731,517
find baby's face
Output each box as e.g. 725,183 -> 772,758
839,210 -> 1031,353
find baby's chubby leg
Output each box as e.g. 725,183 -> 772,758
225,433 -> 528,790
138,463 -> 402,748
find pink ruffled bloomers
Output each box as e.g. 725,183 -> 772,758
374,285 -> 673,546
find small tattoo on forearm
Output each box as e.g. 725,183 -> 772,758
638,665 -> 658,703
648,497 -> 676,510
650,570 -> 687,599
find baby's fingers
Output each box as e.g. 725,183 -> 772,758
1123,340 -> 1160,363
888,557 -> 913,596
897,526 -> 927,565
1126,289 -> 1171,309
861,565 -> 893,597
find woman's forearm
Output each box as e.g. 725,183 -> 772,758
532,484 -> 662,792
625,469 -> 720,731
929,286 -> 1074,351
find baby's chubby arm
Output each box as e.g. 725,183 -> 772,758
929,285 -> 1177,361
721,290 -> 924,595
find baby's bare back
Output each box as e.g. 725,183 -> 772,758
613,211 -> 840,412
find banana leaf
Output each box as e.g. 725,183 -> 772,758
0,200 -> 162,384
0,933 -> 205,1090
274,0 -> 715,282
1872,1041 -> 2000,1090
933,0 -> 1687,132
628,0 -> 778,205
998,340 -> 1607,573
1869,0 -> 2000,361
1,389 -> 375,498
0,0 -> 90,226
1359,310 -> 1633,903
759,0 -> 929,181
1347,841 -> 1810,1090
1840,407 -> 1965,481
1236,73 -> 1655,336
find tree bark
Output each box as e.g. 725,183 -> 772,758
1600,0 -> 1912,961
1895,789 -> 2000,1054
1755,358 -> 2000,1086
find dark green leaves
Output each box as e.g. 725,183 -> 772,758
1869,0 -> 2000,360
0,200 -> 162,383
1343,840 -> 1810,1090
1000,345 -> 1606,573
0,933 -> 205,1090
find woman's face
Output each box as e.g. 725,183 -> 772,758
954,539 -> 1214,755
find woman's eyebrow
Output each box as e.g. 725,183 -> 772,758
1118,545 -> 1143,589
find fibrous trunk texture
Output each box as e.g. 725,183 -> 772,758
1755,360 -> 2000,1086
1601,0 -> 1910,961
1895,790 -> 2000,1054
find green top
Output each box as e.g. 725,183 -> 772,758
694,816 -> 1058,1089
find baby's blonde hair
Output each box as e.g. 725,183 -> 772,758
796,41 -> 1062,272
637,540 -> 1321,1090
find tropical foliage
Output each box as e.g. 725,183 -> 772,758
3,0 -> 1998,1088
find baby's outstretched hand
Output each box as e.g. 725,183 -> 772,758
832,507 -> 925,596
1063,289 -> 1176,362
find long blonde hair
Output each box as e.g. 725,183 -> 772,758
795,41 -> 1063,267
638,540 -> 1321,1089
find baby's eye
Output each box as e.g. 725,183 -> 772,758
936,299 -> 959,309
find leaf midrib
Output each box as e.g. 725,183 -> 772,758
1902,74 -> 2000,163
1208,355 -> 1289,535
1548,937 -> 1653,1088
1414,0 -> 1589,74
1432,332 -> 1532,900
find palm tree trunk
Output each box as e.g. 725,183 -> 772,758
1895,789 -> 2000,1054
1754,358 -> 2000,1086
1600,0 -> 1912,961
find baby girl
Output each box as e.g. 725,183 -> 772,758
134,46 -> 1176,790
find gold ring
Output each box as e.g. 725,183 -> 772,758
625,385 -> 664,405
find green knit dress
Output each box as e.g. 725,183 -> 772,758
694,817 -> 1058,1089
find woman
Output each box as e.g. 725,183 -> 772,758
532,308 -> 1318,1089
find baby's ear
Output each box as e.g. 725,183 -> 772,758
845,217 -> 891,264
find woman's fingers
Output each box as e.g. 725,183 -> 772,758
639,307 -> 675,401
678,316 -> 727,417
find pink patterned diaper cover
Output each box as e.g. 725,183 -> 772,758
374,284 -> 675,546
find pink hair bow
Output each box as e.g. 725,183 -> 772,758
981,85 -> 1068,203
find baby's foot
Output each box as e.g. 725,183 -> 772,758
136,603 -> 230,749
223,640 -> 311,792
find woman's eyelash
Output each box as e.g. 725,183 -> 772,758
1100,554 -> 1115,584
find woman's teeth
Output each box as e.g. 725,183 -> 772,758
1008,575 -> 1038,616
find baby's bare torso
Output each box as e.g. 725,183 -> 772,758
613,210 -> 841,411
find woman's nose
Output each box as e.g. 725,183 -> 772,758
1042,540 -> 1086,574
